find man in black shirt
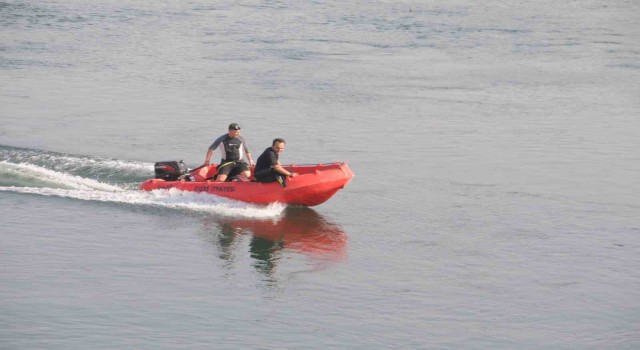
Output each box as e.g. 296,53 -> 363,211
254,138 -> 298,187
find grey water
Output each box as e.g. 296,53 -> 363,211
1,0 -> 639,349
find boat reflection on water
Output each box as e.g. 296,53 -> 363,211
201,207 -> 348,275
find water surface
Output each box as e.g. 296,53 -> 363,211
1,1 -> 639,349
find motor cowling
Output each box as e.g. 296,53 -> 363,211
154,160 -> 187,181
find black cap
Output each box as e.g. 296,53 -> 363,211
228,123 -> 241,130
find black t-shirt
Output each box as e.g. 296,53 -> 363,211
255,147 -> 278,174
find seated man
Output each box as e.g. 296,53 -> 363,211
204,123 -> 254,182
254,138 -> 298,187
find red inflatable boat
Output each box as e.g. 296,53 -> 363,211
139,161 -> 354,207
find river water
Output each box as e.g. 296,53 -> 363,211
1,1 -> 639,349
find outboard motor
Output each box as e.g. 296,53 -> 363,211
154,160 -> 187,181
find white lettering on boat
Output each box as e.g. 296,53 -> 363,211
193,185 -> 235,193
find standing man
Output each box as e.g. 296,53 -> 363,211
204,123 -> 254,182
254,138 -> 298,187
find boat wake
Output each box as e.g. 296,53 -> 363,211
0,161 -> 125,191
0,146 -> 285,218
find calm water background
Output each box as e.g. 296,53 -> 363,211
2,0 -> 639,349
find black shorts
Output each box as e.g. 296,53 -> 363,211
255,169 -> 287,187
217,161 -> 249,177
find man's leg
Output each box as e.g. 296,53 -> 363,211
215,162 -> 235,182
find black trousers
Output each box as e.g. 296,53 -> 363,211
255,170 -> 287,187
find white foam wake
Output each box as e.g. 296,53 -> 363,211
52,156 -> 153,172
0,161 -> 124,191
0,186 -> 286,218
1,148 -> 153,173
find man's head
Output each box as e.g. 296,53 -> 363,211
271,138 -> 286,154
228,123 -> 241,137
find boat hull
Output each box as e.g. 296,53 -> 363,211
139,162 -> 354,206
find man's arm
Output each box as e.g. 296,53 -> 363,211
204,148 -> 213,166
245,151 -> 254,166
205,135 -> 225,166
273,162 -> 298,177
242,139 -> 254,166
